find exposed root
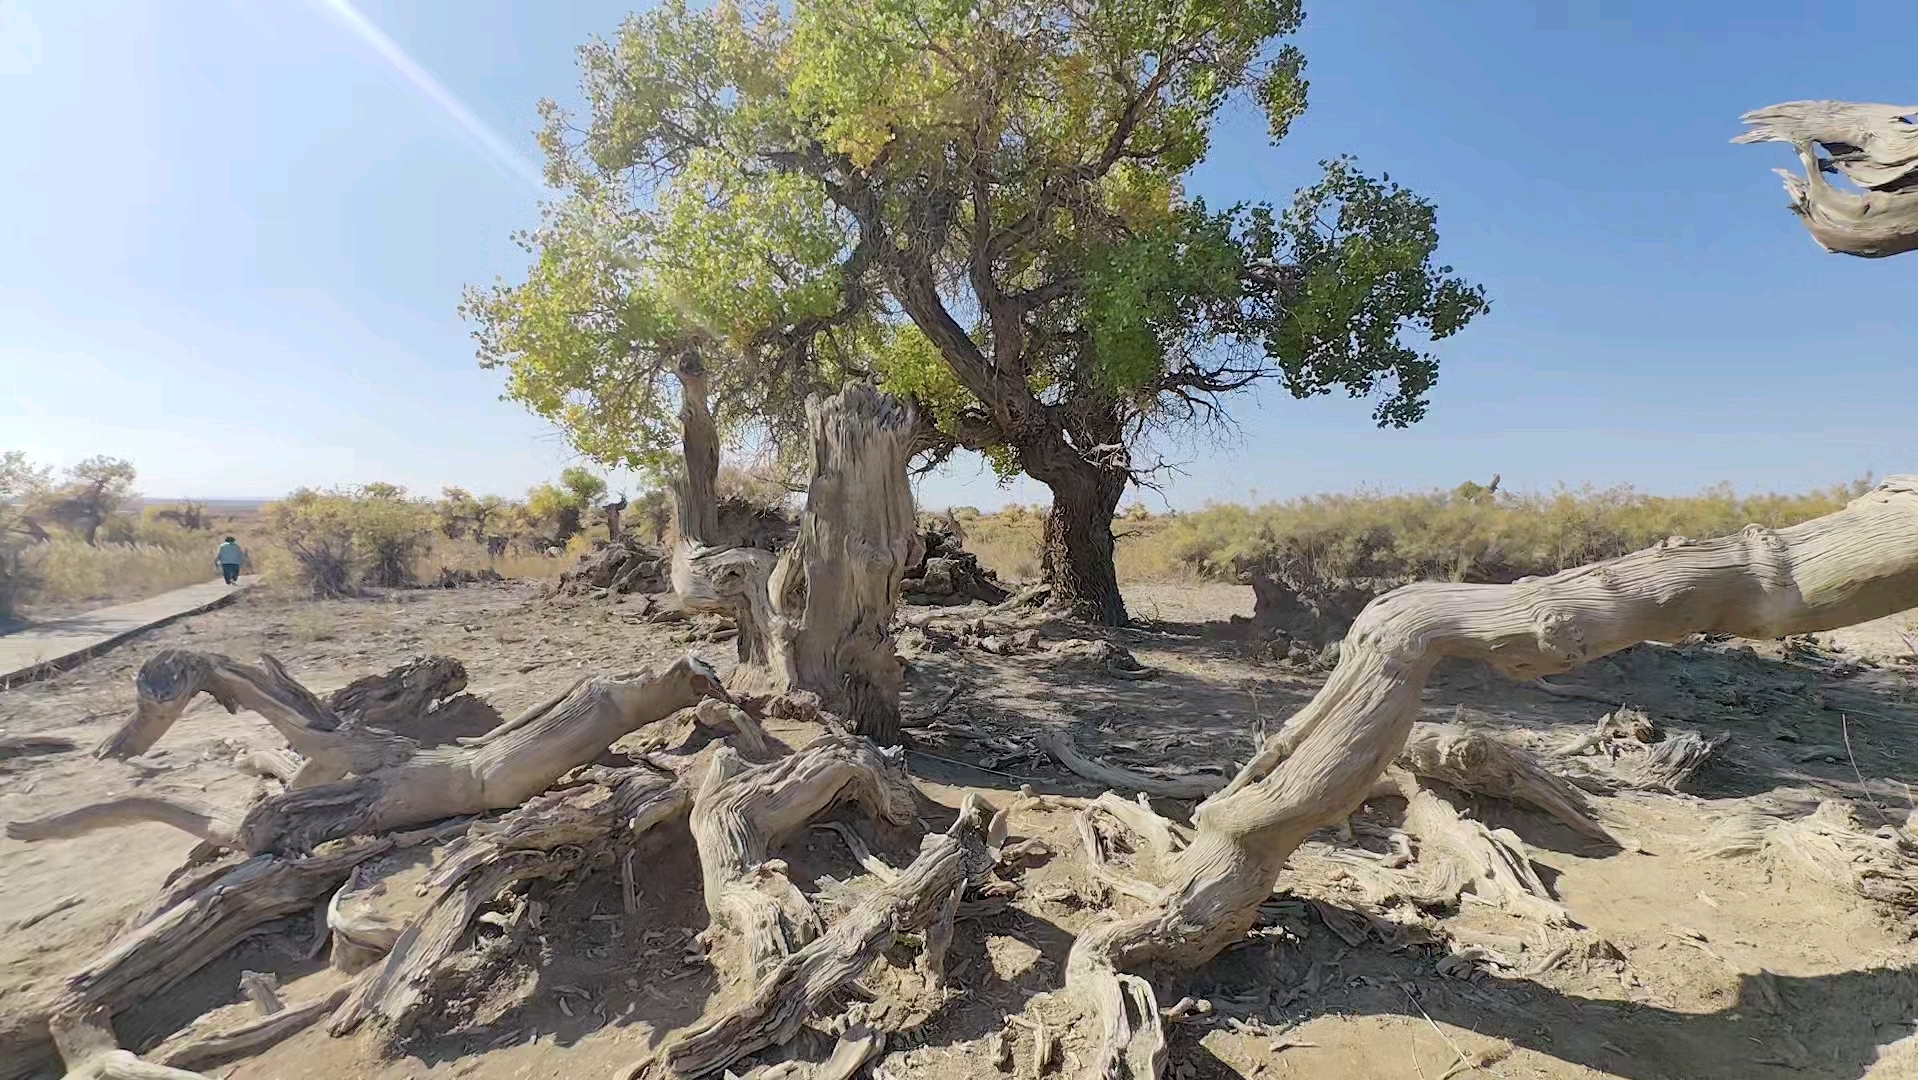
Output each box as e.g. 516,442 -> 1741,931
1557,708 -> 1727,794
692,736 -> 917,988
736,1027 -> 886,1080
1076,811 -> 1166,904
1089,792 -> 1188,860
1698,796 -> 1918,907
49,1007 -> 212,1080
1040,730 -> 1220,800
1391,773 -> 1568,924
0,839 -> 393,1080
634,794 -> 995,1080
1399,723 -> 1613,843
1626,731 -> 1727,792
6,797 -> 241,848
146,978 -> 363,1071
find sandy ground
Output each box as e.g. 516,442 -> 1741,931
2,580 -> 1917,1080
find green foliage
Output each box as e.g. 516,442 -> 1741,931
508,0 -> 1488,518
264,485 -> 433,596
35,455 -> 138,546
559,467 -> 608,508
0,450 -> 51,619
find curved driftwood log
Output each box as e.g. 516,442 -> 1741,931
1068,475 -> 1918,1077
12,654 -> 723,855
728,384 -> 919,745
1737,100 -> 1918,257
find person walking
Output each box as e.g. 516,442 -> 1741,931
215,536 -> 245,585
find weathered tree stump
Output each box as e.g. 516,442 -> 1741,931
722,384 -> 919,745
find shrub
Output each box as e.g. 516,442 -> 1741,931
264,485 -> 432,596
1150,479 -> 1867,588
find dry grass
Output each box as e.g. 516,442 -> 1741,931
429,536 -> 572,581
25,540 -> 217,608
948,479 -> 1871,588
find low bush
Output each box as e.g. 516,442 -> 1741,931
945,478 -> 1870,593
264,486 -> 433,596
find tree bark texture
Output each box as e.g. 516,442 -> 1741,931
671,357 -> 722,546
1067,474 -> 1918,1077
729,383 -> 918,745
1037,460 -> 1130,627
1737,100 -> 1918,257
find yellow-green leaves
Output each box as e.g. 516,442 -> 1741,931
655,150 -> 847,350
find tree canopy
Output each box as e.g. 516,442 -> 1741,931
473,0 -> 1488,621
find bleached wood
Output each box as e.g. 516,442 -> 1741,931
1737,100 -> 1918,257
729,384 -> 919,744
12,656 -> 722,856
634,795 -> 993,1080
1069,475 -> 1918,1078
691,736 -> 918,987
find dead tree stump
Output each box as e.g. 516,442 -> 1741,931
729,383 -> 919,745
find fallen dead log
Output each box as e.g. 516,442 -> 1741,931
12,654 -> 724,855
1066,475 -> 1918,1077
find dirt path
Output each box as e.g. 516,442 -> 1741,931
1,581 -> 1915,1080
0,576 -> 258,685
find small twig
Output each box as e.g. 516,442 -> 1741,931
1842,713 -> 1911,841
905,677 -> 965,723
621,849 -> 639,916
906,748 -> 1046,783
1402,985 -> 1473,1078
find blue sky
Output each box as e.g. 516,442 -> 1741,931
0,0 -> 1910,508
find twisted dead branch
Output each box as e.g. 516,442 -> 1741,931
1737,100 -> 1918,257
1066,475 -> 1918,1077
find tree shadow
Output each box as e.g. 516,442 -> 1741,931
1173,935 -> 1918,1080
395,821 -> 717,1066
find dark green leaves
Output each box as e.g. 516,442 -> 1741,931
1255,158 -> 1489,427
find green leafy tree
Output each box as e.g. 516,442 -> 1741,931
438,486 -> 481,539
559,467 -> 608,509
37,455 -> 138,546
502,0 -> 1488,623
1,451 -> 52,619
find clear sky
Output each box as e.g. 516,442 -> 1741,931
1,0 -> 1910,509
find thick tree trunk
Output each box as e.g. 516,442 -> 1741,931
1737,100 -> 1918,258
671,358 -> 721,547
1038,464 -> 1129,626
731,384 -> 918,744
1067,474 -> 1918,1077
